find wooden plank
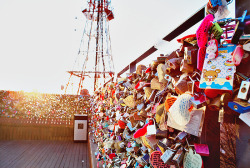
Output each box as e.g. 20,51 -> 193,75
1,141 -> 38,168
39,141 -> 58,168
59,141 -> 73,168
83,142 -> 90,168
45,141 -> 65,168
0,140 -> 31,167
66,141 -> 76,168
33,141 -> 55,168
53,141 -> 70,168
73,142 -> 81,168
24,140 -> 50,168
8,141 -> 42,168
75,143 -> 81,167
20,140 -> 45,168
0,140 -> 90,168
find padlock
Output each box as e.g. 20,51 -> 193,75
142,153 -> 150,165
167,57 -> 183,70
159,138 -> 171,149
165,67 -> 182,77
150,60 -> 159,71
157,64 -> 168,83
174,131 -> 187,142
210,22 -> 223,40
231,10 -> 247,44
160,148 -> 175,164
180,59 -> 194,74
228,100 -> 250,114
157,56 -> 167,64
132,77 -> 139,84
208,96 -> 221,111
176,49 -> 184,57
174,74 -> 189,95
136,65 -> 147,76
194,143 -> 209,157
205,1 -> 218,14
184,46 -> 198,65
151,78 -> 167,91
139,109 -> 147,119
172,146 -> 184,168
147,89 -> 157,103
190,93 -> 210,109
165,51 -> 178,63
145,134 -> 159,150
146,71 -> 154,81
123,81 -> 134,91
187,76 -> 195,94
147,120 -> 156,135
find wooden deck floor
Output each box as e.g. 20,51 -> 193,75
0,140 -> 90,168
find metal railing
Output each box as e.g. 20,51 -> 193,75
117,6 -> 205,77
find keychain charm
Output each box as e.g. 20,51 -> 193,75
206,39 -> 218,60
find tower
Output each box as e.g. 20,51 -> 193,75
66,0 -> 115,94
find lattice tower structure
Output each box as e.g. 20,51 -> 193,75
67,0 -> 115,94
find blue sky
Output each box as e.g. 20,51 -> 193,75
0,0 -> 235,94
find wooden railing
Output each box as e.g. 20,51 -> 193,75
0,118 -> 74,140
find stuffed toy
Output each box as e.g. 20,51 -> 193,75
206,39 -> 218,60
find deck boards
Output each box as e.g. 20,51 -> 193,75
0,140 -> 90,168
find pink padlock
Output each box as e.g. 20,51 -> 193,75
194,143 -> 209,157
232,44 -> 244,66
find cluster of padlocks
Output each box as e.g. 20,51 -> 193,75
89,0 -> 250,167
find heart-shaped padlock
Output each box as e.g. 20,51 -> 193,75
183,148 -> 203,168
150,151 -> 170,168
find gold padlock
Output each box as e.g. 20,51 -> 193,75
184,46 -> 198,65
180,59 -> 194,74
167,57 -> 183,70
165,51 -> 179,63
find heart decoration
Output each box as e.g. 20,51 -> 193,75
183,149 -> 202,168
150,151 -> 170,168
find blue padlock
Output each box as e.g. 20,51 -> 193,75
228,101 -> 250,113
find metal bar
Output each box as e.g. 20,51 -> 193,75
117,6 -> 206,77
103,77 -> 114,87
117,65 -> 129,77
67,71 -> 114,74
129,62 -> 136,73
94,0 -> 101,91
132,46 -> 158,65
163,6 -> 205,41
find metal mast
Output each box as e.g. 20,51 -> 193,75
66,0 -> 115,94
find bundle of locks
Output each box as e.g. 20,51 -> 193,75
89,1 -> 250,167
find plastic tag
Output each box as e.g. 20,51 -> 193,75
237,81 -> 250,100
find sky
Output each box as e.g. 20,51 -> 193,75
0,0 -> 235,94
